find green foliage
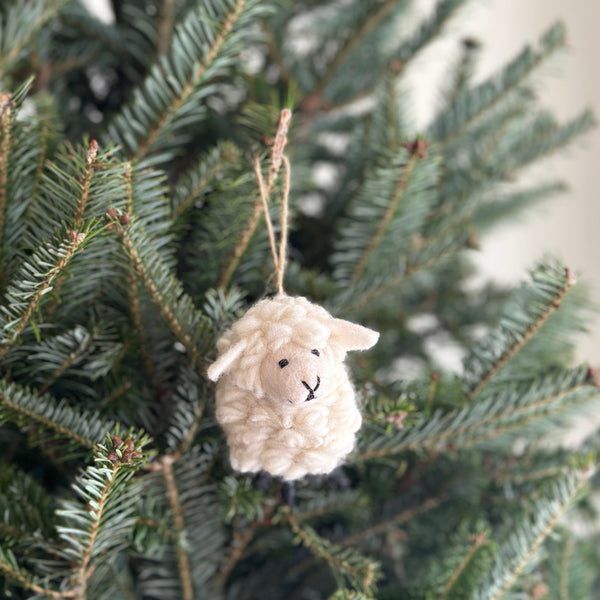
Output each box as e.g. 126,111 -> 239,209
0,1 -> 598,599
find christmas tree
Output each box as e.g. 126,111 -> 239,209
1,1 -> 599,598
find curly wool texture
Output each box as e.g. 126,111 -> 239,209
207,295 -> 379,481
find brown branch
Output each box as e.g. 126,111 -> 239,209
0,93 -> 12,248
73,140 -> 98,228
133,0 -> 247,162
162,455 -> 194,600
157,0 -> 177,56
467,269 -> 576,401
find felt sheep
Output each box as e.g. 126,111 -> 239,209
207,294 -> 379,481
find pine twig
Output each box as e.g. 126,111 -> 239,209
438,532 -> 489,600
559,536 -> 575,600
134,0 -> 247,162
123,165 -> 158,385
342,233 -> 468,315
38,329 -> 95,394
467,268 -> 576,401
162,455 -> 194,600
489,472 -> 590,600
115,224 -> 203,372
218,505 -> 274,585
351,151 -> 419,283
360,378 -> 596,461
73,462 -> 120,600
282,507 -> 379,593
306,0 -> 398,103
0,389 -> 96,451
0,230 -> 87,359
0,558 -> 76,599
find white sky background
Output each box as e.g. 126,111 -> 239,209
83,0 -> 600,364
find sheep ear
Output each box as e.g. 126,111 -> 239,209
330,318 -> 379,352
207,339 -> 247,382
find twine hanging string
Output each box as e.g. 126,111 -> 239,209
254,109 -> 292,296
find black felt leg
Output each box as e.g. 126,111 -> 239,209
329,467 -> 350,490
252,470 -> 273,491
281,480 -> 295,506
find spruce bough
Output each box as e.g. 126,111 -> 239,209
0,1 -> 598,599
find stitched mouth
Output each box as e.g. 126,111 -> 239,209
302,376 -> 320,402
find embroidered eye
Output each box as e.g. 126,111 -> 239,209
311,349 -> 320,356
278,358 -> 289,368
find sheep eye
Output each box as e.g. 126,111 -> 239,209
278,358 -> 289,368
311,349 -> 320,357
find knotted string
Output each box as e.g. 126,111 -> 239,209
254,109 -> 292,296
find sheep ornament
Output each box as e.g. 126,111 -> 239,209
207,294 -> 379,481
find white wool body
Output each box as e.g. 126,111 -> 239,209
208,295 -> 379,481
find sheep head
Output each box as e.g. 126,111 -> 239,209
207,295 -> 379,409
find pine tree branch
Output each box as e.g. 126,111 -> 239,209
340,495 -> 442,548
0,552 -> 76,599
162,454 -> 194,600
340,233 -> 469,315
217,198 -> 263,289
73,461 -> 120,599
351,151 -> 419,283
0,93 -> 11,248
218,504 -> 274,585
115,223 -> 205,372
439,532 -> 489,600
38,328 -> 95,395
559,535 -> 575,600
307,0 -> 399,103
433,23 -> 566,145
133,0 -> 247,162
360,371 -> 597,461
282,506 -> 380,595
0,230 -> 87,359
123,166 -> 157,385
467,268 -> 575,401
0,385 -> 98,451
481,471 -> 590,600
0,0 -> 69,75
172,143 -> 239,222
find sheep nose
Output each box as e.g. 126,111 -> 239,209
301,376 -> 320,401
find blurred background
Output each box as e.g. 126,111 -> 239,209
83,0 -> 600,364
408,0 -> 600,365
